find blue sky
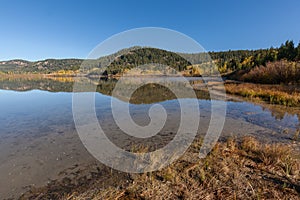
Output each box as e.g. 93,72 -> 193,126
1,0 -> 300,61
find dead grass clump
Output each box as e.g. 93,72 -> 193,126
293,129 -> 300,141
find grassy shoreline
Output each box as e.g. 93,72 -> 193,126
20,137 -> 300,199
225,82 -> 300,107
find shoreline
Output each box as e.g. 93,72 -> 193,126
19,136 -> 300,200
224,82 -> 300,107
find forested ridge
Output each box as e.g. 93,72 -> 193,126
1,40 -> 300,82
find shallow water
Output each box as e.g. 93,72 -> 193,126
0,77 -> 299,199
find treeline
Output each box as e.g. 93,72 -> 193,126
211,40 -> 300,73
221,40 -> 300,84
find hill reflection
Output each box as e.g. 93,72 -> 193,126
0,76 -> 210,104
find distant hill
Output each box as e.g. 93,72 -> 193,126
0,59 -> 83,74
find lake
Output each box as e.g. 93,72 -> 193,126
0,76 -> 299,199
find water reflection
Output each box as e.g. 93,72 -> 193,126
0,76 -> 299,135
0,76 -> 211,104
0,75 -> 298,103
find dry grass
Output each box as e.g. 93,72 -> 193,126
20,137 -> 300,200
225,82 -> 300,106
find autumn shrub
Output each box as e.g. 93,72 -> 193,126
241,60 -> 300,84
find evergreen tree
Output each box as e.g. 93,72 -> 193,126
296,42 -> 300,61
278,40 -> 297,61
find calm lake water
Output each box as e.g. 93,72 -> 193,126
0,77 -> 299,199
